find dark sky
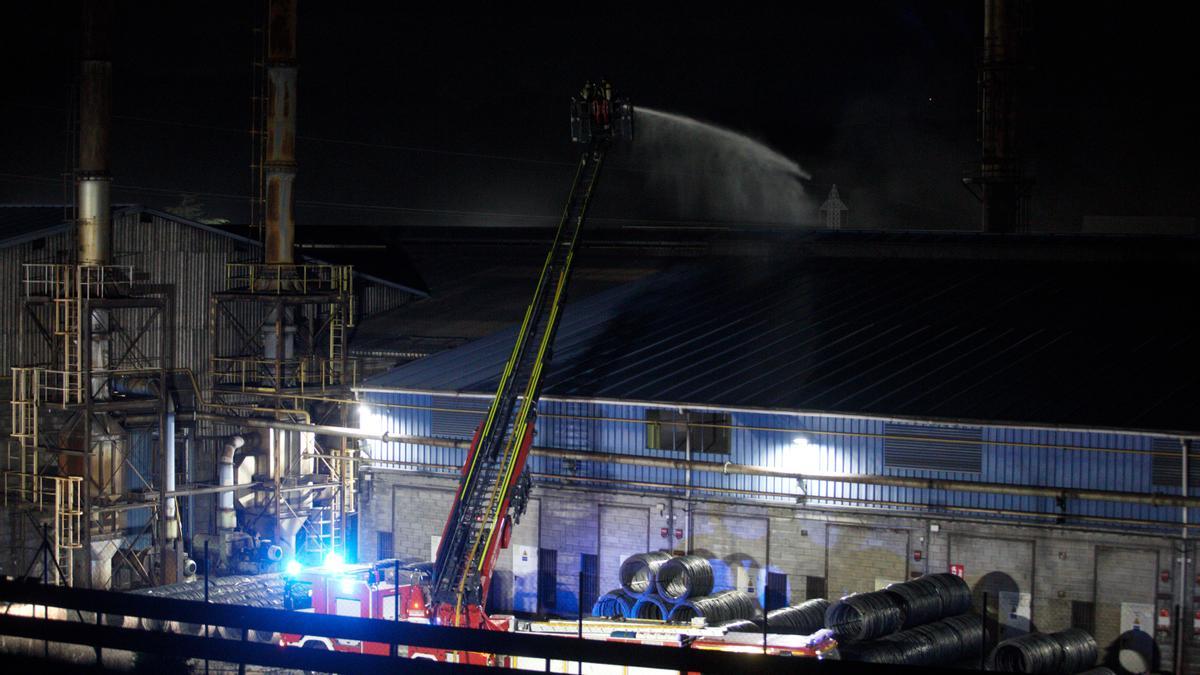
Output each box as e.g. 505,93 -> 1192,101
2,3 -> 1196,232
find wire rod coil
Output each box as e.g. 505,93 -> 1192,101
825,591 -> 905,642
654,555 -> 714,600
630,595 -> 672,620
619,551 -> 672,597
989,631 -> 1064,673
1052,628 -> 1099,674
592,588 -> 636,618
766,598 -> 830,635
668,590 -> 759,624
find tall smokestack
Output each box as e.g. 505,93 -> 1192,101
77,0 -> 113,265
975,0 -> 1030,233
264,0 -> 297,264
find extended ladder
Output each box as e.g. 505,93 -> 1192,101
431,150 -> 606,616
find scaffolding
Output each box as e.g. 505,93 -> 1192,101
6,263 -> 172,588
207,262 -> 357,563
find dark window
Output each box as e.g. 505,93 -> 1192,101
431,396 -> 489,439
377,531 -> 394,560
1151,438 -> 1199,487
646,409 -> 731,454
883,423 -> 982,473
580,553 -> 599,614
1071,600 -> 1095,634
805,576 -> 826,601
765,571 -> 788,612
538,548 -> 558,612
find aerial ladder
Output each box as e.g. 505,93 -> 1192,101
430,82 -> 633,628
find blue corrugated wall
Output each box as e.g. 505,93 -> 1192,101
358,391 -> 1194,529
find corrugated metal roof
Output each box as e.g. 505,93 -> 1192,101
360,255 -> 1200,433
0,205 -> 74,247
0,205 -> 427,296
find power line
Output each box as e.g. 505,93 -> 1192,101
0,171 -> 813,228
10,102 -> 576,169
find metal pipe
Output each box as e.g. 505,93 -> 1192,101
360,459 -> 1200,536
353,387 -> 1200,442
77,0 -> 112,266
1178,438 -> 1190,673
263,0 -> 297,265
165,397 -> 177,541
218,436 -> 244,531
199,409 -> 1200,509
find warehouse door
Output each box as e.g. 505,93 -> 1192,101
692,513 -> 768,596
1094,547 -> 1158,653
599,505 -> 650,594
826,525 -> 909,598
949,534 -> 1034,643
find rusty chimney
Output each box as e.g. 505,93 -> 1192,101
975,0 -> 1031,233
77,0 -> 113,266
264,0 -> 297,264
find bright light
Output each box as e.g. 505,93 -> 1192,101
285,559 -> 302,576
357,404 -> 370,417
340,577 -> 357,594
324,552 -> 345,571
781,436 -> 818,475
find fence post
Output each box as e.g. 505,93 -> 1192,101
392,559 -> 400,658
204,540 -> 210,675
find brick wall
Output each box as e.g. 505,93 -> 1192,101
598,505 -> 650,596
360,470 -> 1182,669
827,525 -> 909,597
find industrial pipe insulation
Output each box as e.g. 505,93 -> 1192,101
218,436 -> 244,531
192,413 -> 1200,511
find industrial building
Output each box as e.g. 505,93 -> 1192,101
2,1 -> 1199,673
354,237 -> 1200,666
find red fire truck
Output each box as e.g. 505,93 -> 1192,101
278,554 -> 837,669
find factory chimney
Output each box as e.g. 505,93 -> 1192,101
264,0 -> 297,264
971,0 -> 1031,233
77,0 -> 113,265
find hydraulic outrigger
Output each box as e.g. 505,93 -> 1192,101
430,81 -> 633,628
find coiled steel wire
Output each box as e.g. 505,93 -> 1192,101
889,620 -> 973,666
591,589 -> 636,618
1053,628 -> 1099,674
885,577 -> 947,628
925,573 -> 972,616
988,631 -> 1065,673
942,614 -> 985,655
716,618 -> 761,633
1075,668 -> 1116,675
836,640 -> 903,664
840,615 -> 984,667
654,555 -> 714,601
630,595 -> 672,620
824,591 -> 904,642
619,551 -> 672,596
765,598 -> 830,635
668,590 -> 759,624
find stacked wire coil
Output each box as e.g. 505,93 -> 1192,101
824,590 -> 905,642
591,589 -> 636,618
989,631 -> 1066,673
766,598 -> 830,635
618,552 -> 672,597
654,555 -> 714,601
668,590 -> 759,624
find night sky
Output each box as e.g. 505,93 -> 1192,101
2,3 -> 1196,232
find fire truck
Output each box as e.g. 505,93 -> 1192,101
278,554 -> 836,669
279,83 -> 837,668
